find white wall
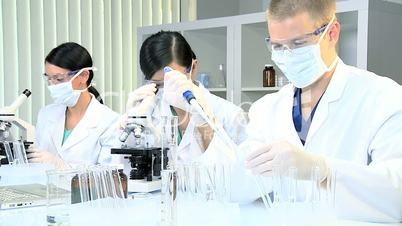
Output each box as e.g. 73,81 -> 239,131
239,0 -> 267,14
368,0 -> 402,84
196,0 -> 239,19
197,0 -> 267,19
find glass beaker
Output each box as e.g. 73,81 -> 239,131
161,169 -> 177,226
160,116 -> 179,170
46,169 -> 79,226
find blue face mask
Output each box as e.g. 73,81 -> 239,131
271,18 -> 338,88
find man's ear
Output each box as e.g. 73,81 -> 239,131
328,20 -> 341,46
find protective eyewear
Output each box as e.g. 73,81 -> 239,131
44,67 -> 97,85
148,64 -> 193,88
265,23 -> 329,52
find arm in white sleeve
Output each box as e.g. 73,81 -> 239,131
196,96 -> 273,204
97,115 -> 124,165
223,109 -> 249,145
329,110 -> 402,222
34,108 -> 46,148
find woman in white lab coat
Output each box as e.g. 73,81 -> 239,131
27,42 -> 120,169
244,0 -> 402,222
125,31 -> 247,163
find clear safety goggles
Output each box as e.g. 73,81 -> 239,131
144,64 -> 193,88
43,67 -> 97,85
265,22 -> 330,53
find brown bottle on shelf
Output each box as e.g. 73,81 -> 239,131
263,64 -> 276,87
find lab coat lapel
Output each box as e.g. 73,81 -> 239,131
61,98 -> 98,151
305,59 -> 348,146
49,106 -> 66,153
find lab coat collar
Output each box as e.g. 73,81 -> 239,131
60,96 -> 101,151
305,58 -> 350,146
321,59 -> 349,103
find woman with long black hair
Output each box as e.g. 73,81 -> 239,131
27,42 -> 120,168
125,31 -> 248,162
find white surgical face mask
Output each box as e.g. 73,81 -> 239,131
47,67 -> 96,107
271,17 -> 338,88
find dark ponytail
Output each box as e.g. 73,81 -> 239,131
140,31 -> 193,80
45,42 -> 103,104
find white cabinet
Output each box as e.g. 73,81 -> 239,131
137,0 -> 402,111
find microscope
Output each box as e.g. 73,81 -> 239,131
112,94 -> 167,193
0,89 -> 34,166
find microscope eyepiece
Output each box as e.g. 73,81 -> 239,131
22,89 -> 31,97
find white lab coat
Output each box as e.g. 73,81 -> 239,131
35,96 -> 121,165
242,59 -> 402,222
151,83 -> 248,163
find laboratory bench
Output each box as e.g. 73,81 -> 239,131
1,164 -> 401,226
1,196 -> 402,226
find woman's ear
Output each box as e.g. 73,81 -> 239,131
79,70 -> 90,86
191,59 -> 198,79
192,59 -> 198,70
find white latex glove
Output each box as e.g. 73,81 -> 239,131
120,86 -> 158,130
126,83 -> 157,111
163,67 -> 213,125
245,141 -> 328,181
27,146 -> 68,170
128,94 -> 157,117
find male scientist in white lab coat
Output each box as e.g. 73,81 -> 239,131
245,0 -> 402,222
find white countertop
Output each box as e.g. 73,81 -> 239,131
1,195 -> 401,226
1,165 -> 401,226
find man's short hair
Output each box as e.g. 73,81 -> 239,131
268,0 -> 336,25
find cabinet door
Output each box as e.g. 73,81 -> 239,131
183,27 -> 228,100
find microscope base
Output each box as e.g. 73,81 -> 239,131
128,179 -> 161,193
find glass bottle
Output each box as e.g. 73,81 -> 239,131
263,64 -> 276,87
117,168 -> 128,198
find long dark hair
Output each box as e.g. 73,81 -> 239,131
45,42 -> 103,104
140,31 -> 193,80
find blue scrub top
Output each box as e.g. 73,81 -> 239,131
62,128 -> 73,145
292,88 -> 324,145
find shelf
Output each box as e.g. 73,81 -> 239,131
208,88 -> 227,92
242,87 -> 281,92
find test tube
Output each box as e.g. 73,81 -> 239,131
13,141 -> 28,165
326,169 -> 337,208
78,169 -> 90,203
160,116 -> 179,170
272,165 -> 282,206
311,166 -> 321,206
3,142 -> 14,164
254,175 -> 272,210
161,169 -> 177,226
288,167 -> 298,205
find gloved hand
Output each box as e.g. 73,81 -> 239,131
120,85 -> 158,130
163,68 -> 213,126
245,141 -> 328,181
126,83 -> 157,111
27,146 -> 68,170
